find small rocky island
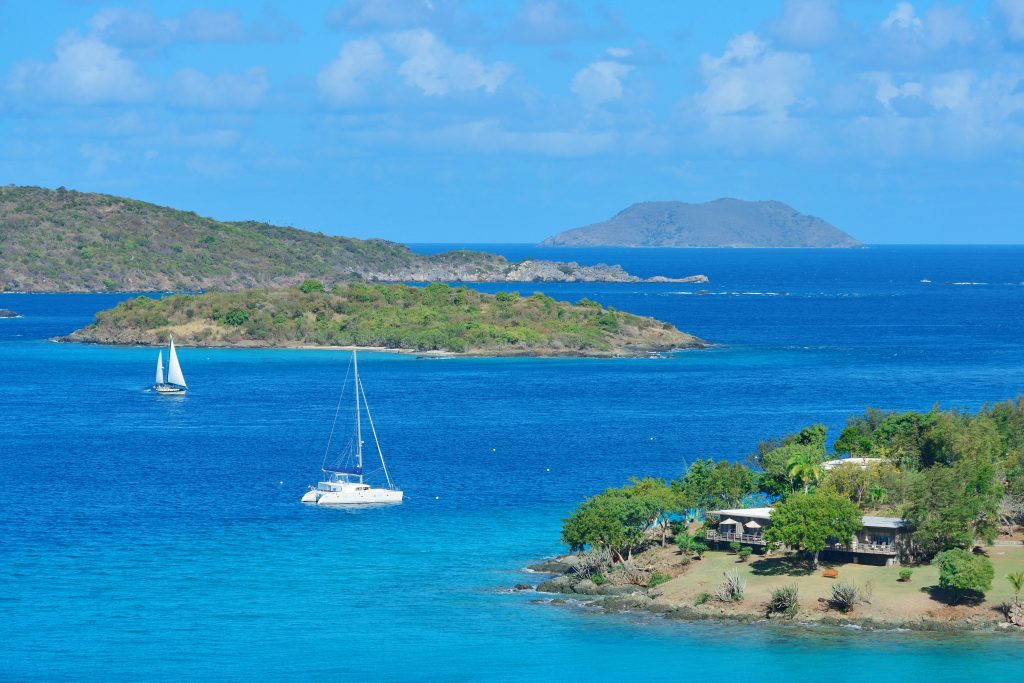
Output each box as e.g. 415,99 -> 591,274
541,199 -> 861,248
61,281 -> 707,357
0,308 -> 18,318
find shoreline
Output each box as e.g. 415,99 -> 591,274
521,551 -> 1024,636
52,337 -> 709,359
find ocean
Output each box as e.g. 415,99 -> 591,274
2,245 -> 1023,681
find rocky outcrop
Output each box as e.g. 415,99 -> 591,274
0,308 -> 18,318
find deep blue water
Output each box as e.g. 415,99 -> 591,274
2,246 -> 1024,681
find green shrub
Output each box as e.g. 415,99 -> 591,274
299,279 -> 325,293
692,542 -> 708,559
694,591 -> 711,606
714,570 -> 746,602
738,546 -> 753,562
648,571 -> 671,589
899,568 -> 913,582
830,581 -> 871,612
768,584 -> 799,617
937,548 -> 994,603
223,308 -> 249,326
729,541 -> 741,554
591,572 -> 607,586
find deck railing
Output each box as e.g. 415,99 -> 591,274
705,530 -> 766,545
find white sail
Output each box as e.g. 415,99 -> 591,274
155,351 -> 164,385
166,337 -> 187,387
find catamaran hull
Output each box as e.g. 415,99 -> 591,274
302,489 -> 403,505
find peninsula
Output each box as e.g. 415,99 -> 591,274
541,199 -> 861,248
526,402 -> 1024,632
0,186 -> 706,292
61,281 -> 707,357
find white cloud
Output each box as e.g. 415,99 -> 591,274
422,119 -> 618,156
992,0 -> 1024,43
327,0 -> 459,31
766,0 -> 839,50
87,6 -> 296,50
571,60 -> 632,109
605,46 -> 632,59
696,32 -> 811,120
317,39 -> 389,105
80,143 -> 121,175
387,29 -> 513,95
8,31 -> 151,104
881,2 -> 923,34
170,68 -> 268,109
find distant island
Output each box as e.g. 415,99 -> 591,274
540,199 -> 861,248
0,186 -> 707,292
61,281 -> 707,357
0,308 -> 18,318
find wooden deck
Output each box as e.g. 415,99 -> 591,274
705,530 -> 898,555
705,530 -> 767,545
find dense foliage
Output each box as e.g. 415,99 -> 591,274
0,185 -> 636,292
763,492 -> 862,567
936,548 -> 994,603
70,282 -> 699,355
561,400 -> 1024,561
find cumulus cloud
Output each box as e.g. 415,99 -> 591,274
326,0 -> 463,31
387,29 -> 513,95
88,6 -> 297,50
170,67 -> 269,109
317,39 -> 389,105
881,2 -> 923,33
765,0 -> 839,50
8,30 -> 152,104
571,59 -> 632,109
696,32 -> 811,121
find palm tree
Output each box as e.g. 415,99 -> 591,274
786,449 -> 824,494
1008,571 -> 1024,605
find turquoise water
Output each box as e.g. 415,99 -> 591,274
2,246 -> 1024,681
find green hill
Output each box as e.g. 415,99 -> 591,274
0,185 -> 675,292
61,281 -> 707,356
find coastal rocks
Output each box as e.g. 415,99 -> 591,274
367,259 -> 707,285
1008,603 -> 1024,627
528,559 -> 573,574
537,576 -> 575,594
646,275 -> 709,284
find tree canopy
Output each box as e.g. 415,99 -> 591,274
763,492 -> 863,567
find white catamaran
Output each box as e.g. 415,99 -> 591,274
302,351 -> 403,505
153,337 -> 187,395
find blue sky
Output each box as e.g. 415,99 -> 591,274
2,1 -> 1023,244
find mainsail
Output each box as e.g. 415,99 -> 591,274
166,337 -> 187,387
155,351 -> 164,385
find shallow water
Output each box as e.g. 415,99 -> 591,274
2,246 -> 1023,681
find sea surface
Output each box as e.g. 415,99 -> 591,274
2,245 -> 1024,681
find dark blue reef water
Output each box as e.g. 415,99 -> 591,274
2,246 -> 1024,681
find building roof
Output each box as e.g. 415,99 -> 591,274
709,507 -> 909,528
822,457 -> 883,471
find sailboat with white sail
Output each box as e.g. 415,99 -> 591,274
153,337 -> 188,394
302,351 -> 403,505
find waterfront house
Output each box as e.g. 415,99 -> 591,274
704,506 -> 912,565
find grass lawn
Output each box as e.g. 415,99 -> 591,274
652,543 -> 1024,622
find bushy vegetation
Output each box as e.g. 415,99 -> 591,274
714,570 -> 746,602
767,584 -> 799,617
829,581 -> 871,612
560,400 -> 1024,566
694,591 -> 711,606
73,282 -> 695,355
0,185 -> 635,292
648,571 -> 672,588
899,568 -> 913,582
936,549 -> 994,603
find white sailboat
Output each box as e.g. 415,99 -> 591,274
153,337 -> 187,394
302,351 -> 403,505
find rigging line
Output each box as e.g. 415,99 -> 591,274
358,376 -> 394,490
321,356 -> 353,471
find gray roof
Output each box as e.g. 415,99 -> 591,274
861,516 -> 910,529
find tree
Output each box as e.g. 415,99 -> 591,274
1008,571 -> 1024,606
936,548 -> 994,604
626,477 -> 684,547
763,492 -> 863,568
906,456 -> 1000,556
298,279 -> 325,293
675,459 -> 757,514
786,447 -> 825,494
560,486 -> 660,562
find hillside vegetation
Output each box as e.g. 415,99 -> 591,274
0,185 -> 681,292
63,281 -> 706,356
541,199 -> 861,248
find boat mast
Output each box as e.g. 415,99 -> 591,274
353,350 -> 363,484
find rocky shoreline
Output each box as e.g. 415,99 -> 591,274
517,557 -> 1024,635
